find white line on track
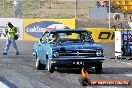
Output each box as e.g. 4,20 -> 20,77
0,81 -> 10,88
124,74 -> 132,77
121,62 -> 132,66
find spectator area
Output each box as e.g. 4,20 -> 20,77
111,0 -> 132,13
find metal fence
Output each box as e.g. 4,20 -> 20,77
0,0 -> 98,18
0,0 -> 45,18
0,0 -> 110,28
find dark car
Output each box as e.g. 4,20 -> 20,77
33,29 -> 105,73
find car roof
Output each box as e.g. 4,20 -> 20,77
47,29 -> 90,33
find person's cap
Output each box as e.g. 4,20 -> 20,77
7,22 -> 13,27
8,22 -> 11,25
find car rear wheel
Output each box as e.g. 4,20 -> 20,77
95,63 -> 102,74
47,59 -> 55,73
36,57 -> 46,70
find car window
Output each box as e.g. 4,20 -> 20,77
41,33 -> 48,43
80,32 -> 92,41
49,31 -> 94,43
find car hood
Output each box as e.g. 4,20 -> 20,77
52,42 -> 103,51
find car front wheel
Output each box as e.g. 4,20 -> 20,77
36,57 -> 46,70
47,59 -> 55,73
95,63 -> 102,74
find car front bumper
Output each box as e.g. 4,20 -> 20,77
50,57 -> 105,68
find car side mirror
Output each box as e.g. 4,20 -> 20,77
40,38 -> 42,42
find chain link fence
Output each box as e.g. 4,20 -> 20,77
0,0 -> 110,28
0,0 -> 98,18
0,0 -> 45,18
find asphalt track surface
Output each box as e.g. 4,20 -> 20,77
0,40 -> 132,88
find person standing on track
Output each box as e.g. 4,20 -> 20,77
3,22 -> 19,55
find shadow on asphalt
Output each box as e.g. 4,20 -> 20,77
0,76 -> 18,88
103,67 -> 132,74
55,67 -> 132,74
0,54 -> 33,60
55,68 -> 96,74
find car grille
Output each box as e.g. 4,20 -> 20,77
57,49 -> 96,57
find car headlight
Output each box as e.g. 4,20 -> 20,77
96,50 -> 103,56
53,51 -> 59,57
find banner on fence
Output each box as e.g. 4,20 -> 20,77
85,28 -> 115,42
24,19 -> 76,41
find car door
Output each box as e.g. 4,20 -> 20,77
37,34 -> 49,64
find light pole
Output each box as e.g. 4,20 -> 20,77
2,0 -> 5,18
75,0 -> 78,19
109,0 -> 111,29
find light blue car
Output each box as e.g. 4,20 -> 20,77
33,29 -> 105,73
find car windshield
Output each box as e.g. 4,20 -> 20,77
48,31 -> 93,43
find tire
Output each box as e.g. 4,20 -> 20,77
79,77 -> 91,86
95,63 -> 102,74
47,59 -> 55,73
36,57 -> 46,70
35,53 -> 37,59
